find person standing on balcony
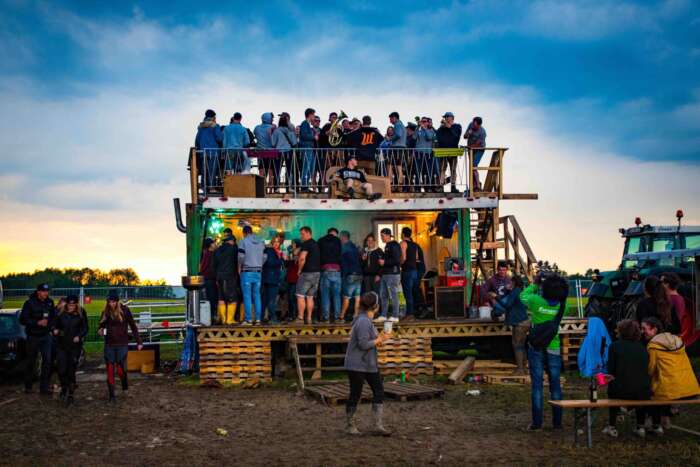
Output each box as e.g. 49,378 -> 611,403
272,114 -> 298,191
312,115 -> 326,191
223,112 -> 251,174
344,116 -> 384,175
194,109 -> 223,191
262,236 -> 284,324
318,228 -> 343,323
387,112 -> 406,191
399,227 -> 420,320
464,116 -> 486,189
340,231 -> 363,322
20,283 -> 56,395
333,155 -> 381,200
98,292 -> 143,403
238,225 -> 267,326
299,108 -> 319,192
436,112 -> 462,193
213,233 -> 239,325
377,126 -> 394,177
255,112 -> 278,188
377,228 -> 402,323
296,226 -> 321,324
199,238 -> 218,322
415,117 -> 436,192
320,112 -> 337,149
362,233 -> 383,297
52,295 -> 87,405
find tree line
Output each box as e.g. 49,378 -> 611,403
0,267 -> 167,289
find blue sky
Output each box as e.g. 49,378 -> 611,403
1,0 -> 699,281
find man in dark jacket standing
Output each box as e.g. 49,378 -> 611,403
318,227 -> 343,323
378,228 -> 402,323
213,233 -> 239,325
436,112 -> 462,193
20,283 -> 56,394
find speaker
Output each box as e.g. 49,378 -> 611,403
436,212 -> 458,238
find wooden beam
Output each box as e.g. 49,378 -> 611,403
448,356 -> 476,385
502,193 -> 538,200
470,241 -> 505,250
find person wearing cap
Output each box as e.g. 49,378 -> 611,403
213,232 -> 240,325
299,108 -> 319,192
223,112 -> 251,174
20,283 -> 57,394
98,292 -> 143,403
387,112 -> 406,191
194,109 -> 223,190
52,295 -> 88,405
199,238 -> 218,321
332,155 -> 381,200
343,115 -> 384,175
415,117 -> 436,192
436,112 -> 463,194
377,228 -> 402,322
238,225 -> 267,325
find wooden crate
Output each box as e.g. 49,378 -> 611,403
384,381 -> 444,401
223,173 -> 265,198
378,337 -> 433,376
199,340 -> 272,384
304,381 -> 373,405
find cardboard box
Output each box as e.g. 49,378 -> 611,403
223,174 -> 265,198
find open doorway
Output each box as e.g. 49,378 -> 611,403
373,219 -> 416,249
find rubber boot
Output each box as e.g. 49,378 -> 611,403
217,302 -> 227,325
107,383 -> 116,403
513,349 -> 527,375
371,403 -> 391,436
226,303 -> 237,325
346,406 -> 361,435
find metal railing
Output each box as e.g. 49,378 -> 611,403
191,147 -> 477,198
3,285 -> 185,304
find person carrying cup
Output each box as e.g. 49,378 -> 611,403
20,283 -> 57,395
343,292 -> 392,436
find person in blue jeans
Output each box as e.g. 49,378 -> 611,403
261,236 -> 285,323
399,227 -> 419,318
318,228 -> 343,323
238,225 -> 267,325
520,274 -> 569,431
299,108 -> 318,191
340,231 -> 363,321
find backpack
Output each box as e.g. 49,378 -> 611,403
527,300 -> 566,351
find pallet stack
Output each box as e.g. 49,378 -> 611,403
560,334 -> 583,369
378,336 -> 433,376
199,340 -> 272,385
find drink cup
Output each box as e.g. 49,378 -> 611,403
383,321 -> 393,334
595,372 -> 607,386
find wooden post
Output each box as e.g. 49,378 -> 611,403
497,149 -> 504,199
190,147 -> 198,204
291,342 -> 305,392
467,147 -> 473,195
448,356 -> 476,384
312,342 -> 322,380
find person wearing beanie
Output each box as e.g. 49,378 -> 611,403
19,283 -> 56,394
194,109 -> 223,190
98,292 -> 142,403
52,295 -> 88,405
213,233 -> 240,325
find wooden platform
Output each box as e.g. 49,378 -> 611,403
199,340 -> 272,385
378,337 -> 433,376
304,381 -> 444,405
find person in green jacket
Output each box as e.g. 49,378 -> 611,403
520,275 -> 569,431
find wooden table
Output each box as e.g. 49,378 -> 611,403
550,398 -> 700,448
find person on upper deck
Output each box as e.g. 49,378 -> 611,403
194,109 -> 223,187
223,112 -> 251,173
387,112 -> 406,191
254,112 -> 276,149
415,117 -> 436,191
320,112 -> 337,149
464,116 -> 486,188
344,116 -> 384,175
334,155 -> 381,200
272,114 -> 298,189
436,112 -> 463,193
299,108 -> 319,191
318,228 -> 343,323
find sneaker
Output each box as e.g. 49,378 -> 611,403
374,316 -> 387,323
602,425 -> 618,438
525,424 -> 542,432
650,425 -> 664,436
319,318 -> 329,324
241,321 -> 253,326
389,316 -> 399,323
633,427 -> 646,438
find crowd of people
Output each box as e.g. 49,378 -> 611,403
193,108 -> 487,193
199,224 -> 428,326
19,285 -> 142,405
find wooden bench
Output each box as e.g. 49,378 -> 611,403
550,398 -> 700,448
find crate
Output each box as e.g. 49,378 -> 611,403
199,340 -> 272,384
378,337 -> 433,376
223,173 -> 265,198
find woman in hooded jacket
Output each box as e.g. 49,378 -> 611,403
641,317 -> 700,434
52,295 -> 88,405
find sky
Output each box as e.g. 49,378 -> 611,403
0,0 -> 699,283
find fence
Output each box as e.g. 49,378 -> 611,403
192,147 -> 471,197
3,285 -> 186,303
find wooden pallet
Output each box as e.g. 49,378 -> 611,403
378,337 -> 433,375
304,381 -> 373,405
484,374 -> 566,386
384,381 -> 445,401
199,340 -> 272,384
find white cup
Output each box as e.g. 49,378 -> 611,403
383,321 -> 393,334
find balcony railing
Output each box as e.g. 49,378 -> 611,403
188,147 -> 505,200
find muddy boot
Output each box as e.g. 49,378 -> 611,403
346,406 -> 361,435
226,303 -> 237,325
513,349 -> 527,375
107,383 -> 116,403
59,386 -> 68,402
217,302 -> 227,325
371,403 -> 391,436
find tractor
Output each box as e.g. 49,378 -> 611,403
585,210 -> 700,330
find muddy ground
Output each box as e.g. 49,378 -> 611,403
1,366 -> 700,467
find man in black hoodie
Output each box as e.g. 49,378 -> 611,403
436,112 -> 462,193
20,283 -> 56,394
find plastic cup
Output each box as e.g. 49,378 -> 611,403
383,321 -> 393,334
595,372 -> 607,386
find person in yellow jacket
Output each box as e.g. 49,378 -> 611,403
641,316 -> 700,435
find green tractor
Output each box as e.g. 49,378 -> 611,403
586,211 -> 700,328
